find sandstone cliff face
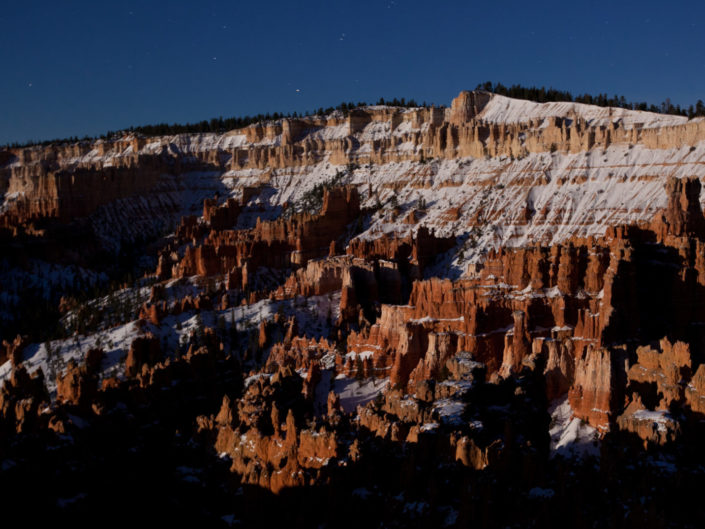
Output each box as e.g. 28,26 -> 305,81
125,335 -> 162,377
5,90 -> 705,257
568,346 -> 626,430
0,135 -> 221,236
342,176 -> 705,437
197,367 -> 343,493
0,365 -> 47,434
163,186 -> 361,287
6,172 -> 704,449
6,91 -> 705,524
55,348 -> 103,407
0,166 -> 162,228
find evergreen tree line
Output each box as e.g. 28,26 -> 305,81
2,98 -> 429,149
8,82 -> 704,150
476,81 -> 705,119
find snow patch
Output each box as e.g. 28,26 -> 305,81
334,376 -> 388,413
549,395 -> 600,459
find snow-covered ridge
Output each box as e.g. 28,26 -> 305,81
4,90 -> 705,279
5,91 -> 703,177
476,92 -> 692,129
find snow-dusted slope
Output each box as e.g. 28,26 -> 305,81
220,140 -> 705,277
476,93 -> 691,128
4,90 -> 705,279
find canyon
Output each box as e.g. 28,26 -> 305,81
1,90 -> 705,526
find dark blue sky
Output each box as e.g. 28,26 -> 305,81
2,0 -> 704,145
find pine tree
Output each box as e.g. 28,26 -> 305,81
355,355 -> 365,380
696,100 -> 705,117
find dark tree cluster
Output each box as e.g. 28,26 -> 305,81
374,97 -> 426,108
2,98 -> 432,149
476,81 -> 705,119
13,82 -> 702,151
2,134 -> 97,150
284,165 -> 354,216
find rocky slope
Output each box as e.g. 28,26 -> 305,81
1,90 -> 705,526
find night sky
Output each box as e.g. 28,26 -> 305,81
2,0 -> 704,144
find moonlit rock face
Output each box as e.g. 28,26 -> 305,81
2,90 -> 705,524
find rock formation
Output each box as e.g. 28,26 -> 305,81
3,91 -> 705,526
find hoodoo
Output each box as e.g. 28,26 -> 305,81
3,88 -> 705,526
